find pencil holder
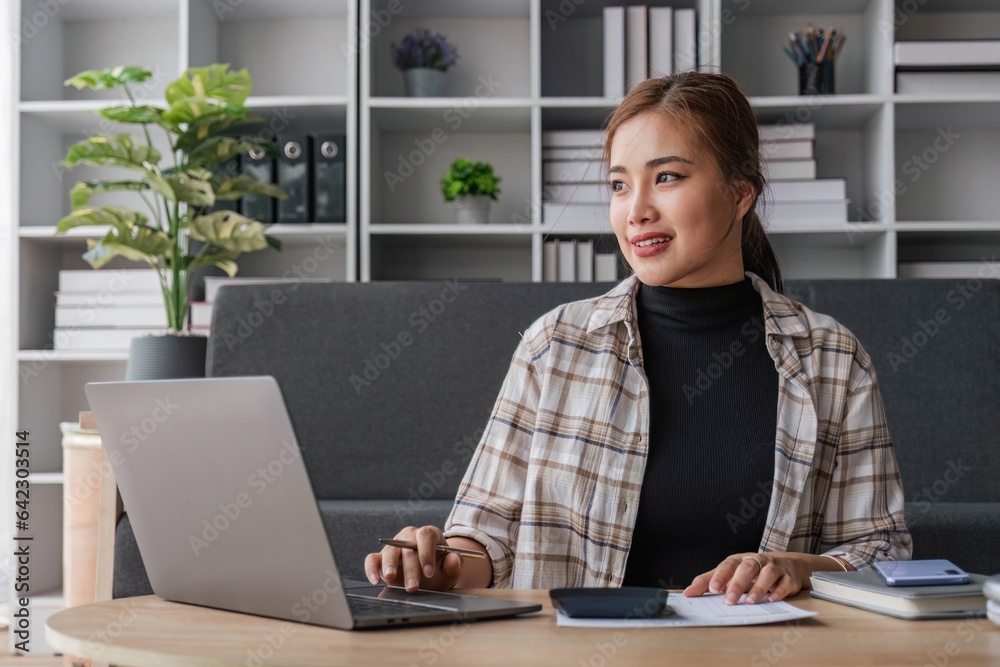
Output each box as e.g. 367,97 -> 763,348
799,61 -> 835,95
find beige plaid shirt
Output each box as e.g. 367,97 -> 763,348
443,270 -> 912,589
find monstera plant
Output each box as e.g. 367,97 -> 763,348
56,64 -> 287,378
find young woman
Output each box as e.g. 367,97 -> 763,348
364,72 -> 911,606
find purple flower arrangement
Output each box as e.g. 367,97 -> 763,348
390,28 -> 459,72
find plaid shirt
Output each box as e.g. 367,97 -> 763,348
443,270 -> 912,589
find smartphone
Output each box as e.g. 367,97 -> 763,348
873,559 -> 970,586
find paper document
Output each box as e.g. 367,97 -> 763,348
556,593 -> 817,628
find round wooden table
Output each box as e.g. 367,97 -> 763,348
46,589 -> 1000,666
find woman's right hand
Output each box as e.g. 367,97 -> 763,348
364,525 -> 464,593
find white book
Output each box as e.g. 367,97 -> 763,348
897,261 -> 1000,279
55,305 -> 168,328
595,253 -> 619,282
542,203 -> 611,232
603,6 -> 626,99
53,328 -> 167,351
648,7 -> 673,77
764,179 -> 846,202
558,239 -> 578,283
576,239 -> 594,282
543,240 -> 559,282
765,159 -> 816,181
761,200 -> 849,225
541,129 -> 606,148
760,140 -> 814,161
55,291 -> 164,307
626,6 -> 648,92
58,268 -> 165,293
758,123 -> 815,142
896,71 -> 1000,94
189,302 -> 213,327
543,183 -> 611,204
543,160 -> 608,183
204,276 -> 331,303
543,147 -> 605,161
672,8 -> 697,73
894,40 -> 1000,68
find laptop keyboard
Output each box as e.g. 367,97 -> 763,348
346,594 -> 452,619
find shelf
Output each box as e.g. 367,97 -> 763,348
24,586 -> 63,607
893,221 -> 1000,232
369,223 -> 535,234
727,0 -> 874,15
20,223 -> 349,245
27,472 -> 64,485
18,350 -> 130,362
47,0 -> 176,20
371,0 -> 529,19
370,101 -> 532,133
749,95 -> 887,129
895,99 -> 1000,129
204,0 -> 352,18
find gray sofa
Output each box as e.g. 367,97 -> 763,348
111,277 -> 1000,598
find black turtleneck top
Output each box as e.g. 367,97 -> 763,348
621,276 -> 779,588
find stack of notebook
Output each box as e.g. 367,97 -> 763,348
810,569 -> 989,620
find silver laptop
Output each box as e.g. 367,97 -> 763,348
84,375 -> 541,629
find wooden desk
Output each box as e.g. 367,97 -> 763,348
46,589 -> 999,666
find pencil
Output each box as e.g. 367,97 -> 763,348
377,538 -> 488,559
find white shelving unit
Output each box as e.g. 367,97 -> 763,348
3,0 -> 357,654
3,0 -> 999,655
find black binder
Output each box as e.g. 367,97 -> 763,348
240,147 -> 275,223
207,156 -> 240,214
312,134 -> 346,223
277,133 -> 312,222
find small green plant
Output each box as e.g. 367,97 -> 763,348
440,158 -> 501,202
56,64 -> 288,332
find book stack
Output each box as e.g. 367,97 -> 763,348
604,5 -> 698,98
188,276 -> 335,336
542,129 -> 610,231
757,123 -> 849,226
53,269 -> 169,351
895,40 -> 1000,94
542,239 -> 619,283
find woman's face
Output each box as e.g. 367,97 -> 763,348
608,111 -> 752,288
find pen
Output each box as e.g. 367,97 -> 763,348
377,538 -> 488,559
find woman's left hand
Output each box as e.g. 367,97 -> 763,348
683,552 -> 810,605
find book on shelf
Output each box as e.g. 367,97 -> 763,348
810,569 -> 989,620
761,200 -> 850,225
594,253 -> 619,282
894,39 -> 1000,69
58,268 -> 166,293
189,302 -> 214,328
765,159 -> 816,181
647,7 -> 673,77
543,147 -> 604,161
543,182 -> 611,204
55,305 -> 168,329
577,239 -> 594,282
543,160 -> 608,183
558,239 -> 578,282
203,276 -> 333,303
542,238 -> 599,284
543,240 -> 559,282
625,6 -> 648,92
672,8 -> 697,73
758,123 -> 815,142
898,261 -> 1000,279
542,129 -> 606,148
603,6 -> 625,99
763,179 -> 846,202
54,291 -> 164,307
896,71 -> 1000,94
277,133 -> 312,223
760,140 -> 814,161
53,328 -> 168,352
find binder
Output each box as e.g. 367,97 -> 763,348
240,147 -> 275,223
625,6 -> 648,92
208,156 -> 240,214
312,134 -> 346,223
277,133 -> 312,222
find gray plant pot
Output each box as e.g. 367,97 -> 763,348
125,334 -> 209,381
403,67 -> 446,97
454,194 -> 493,224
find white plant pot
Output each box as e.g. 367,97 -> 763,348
403,68 -> 446,97
454,194 -> 493,224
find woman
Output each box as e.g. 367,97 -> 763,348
364,72 -> 911,605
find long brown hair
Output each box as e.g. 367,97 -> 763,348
602,72 -> 783,293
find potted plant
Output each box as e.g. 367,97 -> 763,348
440,158 -> 501,224
56,64 -> 287,380
390,28 -> 459,97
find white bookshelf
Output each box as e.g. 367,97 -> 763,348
4,0 -> 1000,655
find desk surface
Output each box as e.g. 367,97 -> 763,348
46,589 -> 999,667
